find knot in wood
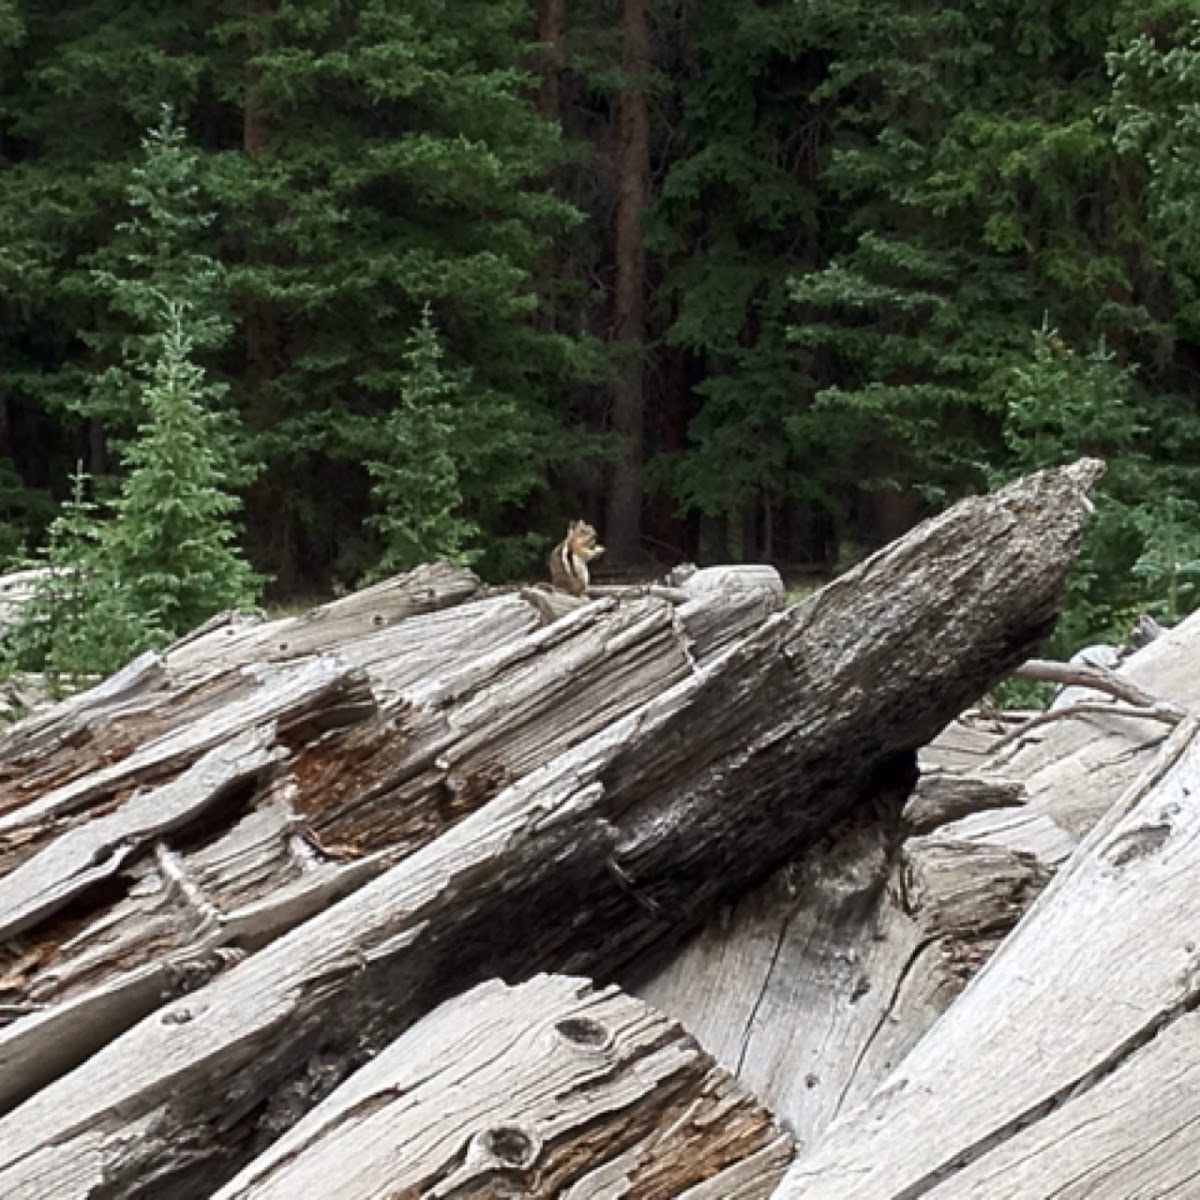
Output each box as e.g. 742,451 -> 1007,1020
476,1125 -> 539,1169
554,1016 -> 611,1050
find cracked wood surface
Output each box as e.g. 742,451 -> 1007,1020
0,727 -> 283,945
773,715 -> 1200,1199
162,561 -> 483,677
213,974 -> 794,1200
0,594 -> 701,1113
630,765 -> 1070,1151
0,463 -> 1098,1196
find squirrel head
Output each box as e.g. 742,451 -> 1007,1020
566,520 -> 604,560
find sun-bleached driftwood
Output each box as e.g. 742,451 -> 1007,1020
213,974 -> 794,1200
0,578 -> 776,1114
772,715 -> 1200,1199
629,763 -> 1072,1151
675,565 -> 785,663
0,564 -> 500,790
0,728 -> 283,945
0,655 -> 374,836
530,563 -> 785,664
0,462 -> 1100,1196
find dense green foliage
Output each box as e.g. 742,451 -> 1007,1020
3,103 -> 257,680
5,0 -> 1200,671
365,304 -> 486,577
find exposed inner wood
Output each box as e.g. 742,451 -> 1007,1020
213,974 -> 794,1200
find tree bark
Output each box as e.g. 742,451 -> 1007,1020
0,570 -> 772,1116
605,0 -> 651,562
533,0 -> 567,121
214,974 -> 794,1199
0,462 -> 1100,1197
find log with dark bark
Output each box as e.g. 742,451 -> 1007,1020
214,974 -> 794,1199
633,597 -> 1200,1177
0,461 -> 1100,1197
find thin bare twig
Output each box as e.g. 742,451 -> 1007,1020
1013,658 -> 1188,720
988,700 -> 1179,756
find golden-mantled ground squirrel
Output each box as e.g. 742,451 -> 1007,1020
548,520 -> 605,597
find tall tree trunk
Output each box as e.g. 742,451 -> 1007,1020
653,339 -> 691,559
242,0 -> 297,593
605,0 -> 650,563
533,0 -> 566,121
243,0 -> 277,393
531,0 -> 567,334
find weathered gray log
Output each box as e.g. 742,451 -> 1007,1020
213,974 -> 794,1200
0,728 -> 283,945
526,563 -> 784,662
0,655 -> 374,836
0,462 -> 1099,1196
676,565 -> 785,664
773,715 -> 1200,1199
629,764 -> 1071,1149
162,561 -> 482,676
0,595 -> 698,1111
0,564 -> 492,797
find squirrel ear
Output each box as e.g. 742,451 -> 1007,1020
567,520 -> 579,534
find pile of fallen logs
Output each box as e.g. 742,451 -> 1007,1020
0,458 -> 1194,1198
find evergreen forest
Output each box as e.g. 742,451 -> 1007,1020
5,0 -> 1200,677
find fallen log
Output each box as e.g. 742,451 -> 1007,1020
0,461 -> 1100,1196
162,560 -> 483,677
0,592 -> 535,808
0,594 -> 700,1110
773,716 -> 1200,1198
986,605 -> 1200,838
213,974 -> 794,1200
629,763 -> 1072,1148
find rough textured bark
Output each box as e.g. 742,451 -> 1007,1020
214,974 -> 794,1199
605,0 -> 651,561
774,715 -> 1200,1199
0,562 -> 483,801
0,463 -> 1098,1197
629,764 -> 1071,1149
632,592 -> 1197,1169
533,0 -> 567,122
164,561 -> 484,677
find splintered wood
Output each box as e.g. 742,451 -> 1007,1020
0,464 -> 1099,1197
0,562 -> 782,1125
213,975 -> 793,1200
774,717 -> 1200,1199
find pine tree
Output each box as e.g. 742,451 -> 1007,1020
644,0 -> 827,561
104,300 -> 258,635
3,467 -> 147,686
206,0 -> 591,582
84,105 -> 230,438
366,306 -> 482,576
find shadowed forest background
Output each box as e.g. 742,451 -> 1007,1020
4,0 -> 1200,666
